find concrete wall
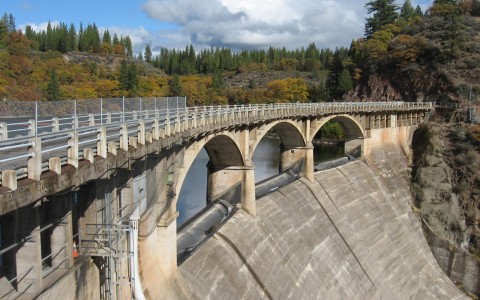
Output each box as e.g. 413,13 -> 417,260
0,107 -> 431,299
171,146 -> 466,299
36,258 -> 100,300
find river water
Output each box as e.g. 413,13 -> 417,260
176,137 -> 344,226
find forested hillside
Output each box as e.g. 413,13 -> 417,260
1,0 -> 480,107
348,0 -> 480,106
0,11 -> 351,104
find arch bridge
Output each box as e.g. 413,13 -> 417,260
0,98 -> 432,299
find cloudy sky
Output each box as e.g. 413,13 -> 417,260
4,0 -> 433,54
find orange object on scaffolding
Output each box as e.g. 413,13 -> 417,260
73,240 -> 79,258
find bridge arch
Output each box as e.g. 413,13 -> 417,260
174,131 -> 244,211
250,119 -> 307,174
310,114 -> 366,156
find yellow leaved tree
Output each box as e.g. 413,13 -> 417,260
267,78 -> 309,103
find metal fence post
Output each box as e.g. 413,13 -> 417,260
100,98 -> 103,126
122,96 -> 125,122
165,115 -> 171,136
35,101 -> 38,138
176,96 -> 180,116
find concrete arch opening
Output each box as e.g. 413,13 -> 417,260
311,115 -> 365,159
175,134 -> 247,264
176,134 -> 244,227
251,121 -> 307,182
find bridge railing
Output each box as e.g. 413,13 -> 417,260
0,100 -> 432,189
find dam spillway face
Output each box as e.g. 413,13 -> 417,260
178,160 -> 467,299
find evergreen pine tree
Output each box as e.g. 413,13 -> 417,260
337,70 -> 353,95
119,59 -> 129,90
169,74 -> 183,96
400,0 -> 415,20
57,23 -> 69,53
0,14 -> 8,48
188,44 -> 196,71
144,44 -> 152,63
127,63 -> 139,94
67,23 -> 76,51
124,36 -> 133,57
46,69 -> 61,101
112,33 -> 119,45
7,14 -> 15,33
326,50 -> 344,99
90,23 -> 101,52
364,0 -> 399,38
46,21 -> 56,51
211,71 -> 224,93
102,30 -> 111,45
414,5 -> 424,17
78,23 -> 86,52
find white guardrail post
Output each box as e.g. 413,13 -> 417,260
97,127 -> 107,158
0,122 -> 7,140
27,138 -> 42,180
138,121 -> 145,145
68,132 -> 79,168
120,124 -> 129,151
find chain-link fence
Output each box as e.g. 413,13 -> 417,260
0,97 -> 186,139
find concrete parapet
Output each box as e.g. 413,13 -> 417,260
108,141 -> 117,155
48,157 -> 62,174
83,148 -> 94,163
1,169 -> 17,190
27,138 -> 42,181
97,127 -> 107,158
120,124 -> 128,151
138,121 -> 145,145
129,136 -> 138,148
67,132 -> 79,168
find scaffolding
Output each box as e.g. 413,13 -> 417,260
79,223 -> 133,300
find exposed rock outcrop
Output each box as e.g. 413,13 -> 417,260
345,66 -> 454,103
412,122 -> 480,297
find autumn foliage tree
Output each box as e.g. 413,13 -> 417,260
267,78 -> 308,103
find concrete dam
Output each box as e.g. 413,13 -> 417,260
0,100 -> 466,299
142,143 -> 467,299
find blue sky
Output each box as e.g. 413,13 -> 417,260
3,0 -> 433,54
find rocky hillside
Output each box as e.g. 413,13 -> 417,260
347,14 -> 480,107
412,122 -> 480,257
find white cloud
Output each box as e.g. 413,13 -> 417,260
19,0 -> 435,55
141,0 -> 366,50
101,26 -> 152,54
20,21 -> 60,32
